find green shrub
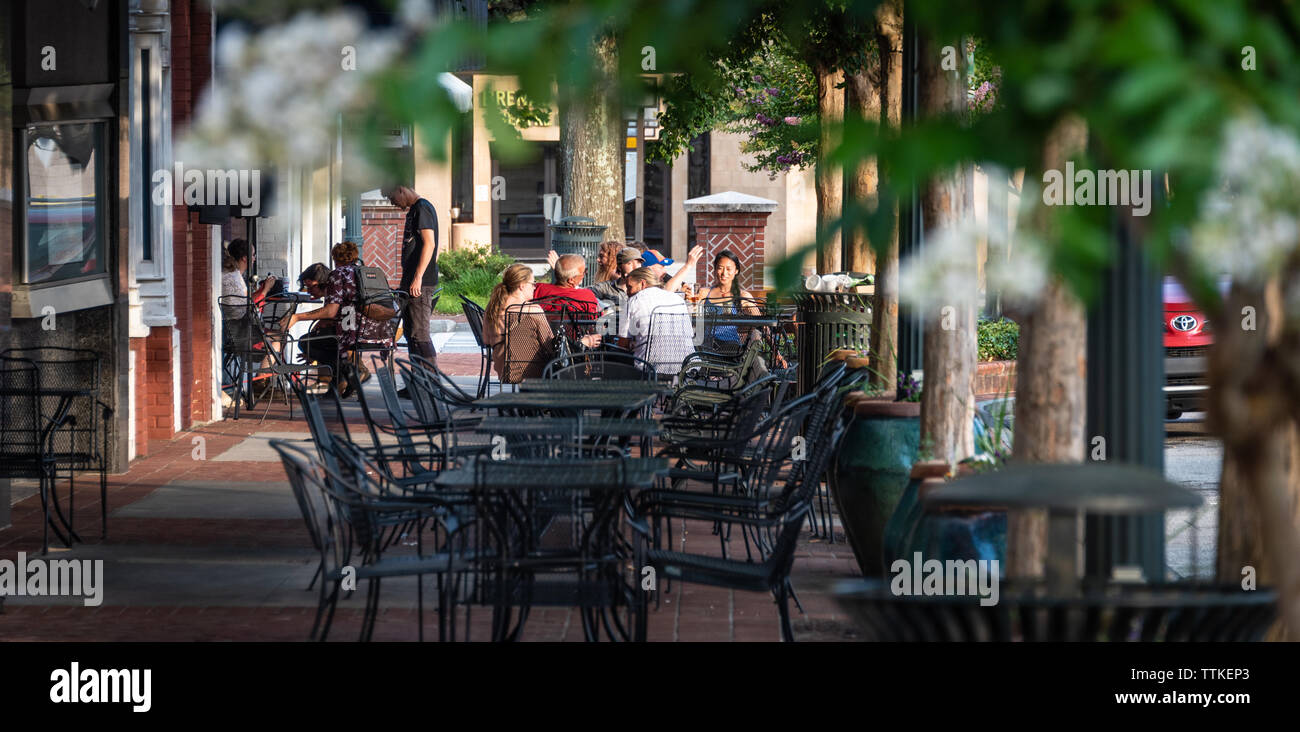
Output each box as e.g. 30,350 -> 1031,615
434,248 -> 513,314
977,317 -> 1019,362
438,247 -> 513,284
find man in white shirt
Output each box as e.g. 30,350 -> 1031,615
618,267 -> 696,376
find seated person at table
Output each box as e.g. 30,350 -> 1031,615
289,262 -> 339,382
588,246 -> 643,311
279,242 -> 390,398
221,238 -> 278,312
697,249 -> 785,370
617,267 -> 695,376
641,246 -> 703,295
594,240 -> 624,284
535,253 -> 600,315
486,264 -> 602,383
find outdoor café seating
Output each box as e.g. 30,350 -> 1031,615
0,347 -> 114,554
261,298 -> 879,642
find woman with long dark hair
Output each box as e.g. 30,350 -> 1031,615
595,240 -> 623,283
697,250 -> 762,347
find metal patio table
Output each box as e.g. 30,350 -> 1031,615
475,414 -> 662,456
517,378 -> 670,396
923,463 -> 1201,589
834,463 -> 1278,641
435,456 -> 667,641
474,390 -> 661,416
474,416 -> 661,439
0,383 -> 96,550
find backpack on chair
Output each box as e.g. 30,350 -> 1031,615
353,262 -> 398,321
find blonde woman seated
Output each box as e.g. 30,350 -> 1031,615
484,264 -> 601,383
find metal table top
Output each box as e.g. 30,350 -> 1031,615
475,416 -> 661,438
518,379 -> 670,395
474,390 -> 660,413
434,456 -> 668,491
923,463 -> 1202,514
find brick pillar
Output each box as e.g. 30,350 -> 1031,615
170,0 -> 215,428
682,192 -> 778,293
129,337 -> 149,457
361,203 -> 406,287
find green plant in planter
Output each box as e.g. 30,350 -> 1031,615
977,317 -> 1019,362
968,391 -> 1014,473
896,372 -> 922,403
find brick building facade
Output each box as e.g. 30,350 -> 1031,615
127,0 -> 214,459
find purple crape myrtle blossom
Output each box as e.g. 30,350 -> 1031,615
755,112 -> 777,127
752,74 -> 763,83
766,87 -> 781,97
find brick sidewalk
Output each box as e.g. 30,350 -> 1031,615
0,399 -> 864,642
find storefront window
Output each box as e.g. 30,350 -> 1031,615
22,122 -> 106,284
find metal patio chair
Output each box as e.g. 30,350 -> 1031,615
460,294 -> 493,399
2,347 -> 113,546
272,440 -> 476,642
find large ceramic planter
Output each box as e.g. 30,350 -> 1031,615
887,463 -> 1007,566
828,399 -> 921,577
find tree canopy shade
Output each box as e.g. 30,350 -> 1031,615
199,0 -> 1300,635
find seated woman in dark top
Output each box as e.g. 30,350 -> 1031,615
279,241 -> 392,397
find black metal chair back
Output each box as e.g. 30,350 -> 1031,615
541,351 -> 654,381
460,295 -> 493,398
348,290 -> 410,378
271,440 -> 353,584
642,302 -> 697,380
0,357 -> 46,472
2,346 -> 103,462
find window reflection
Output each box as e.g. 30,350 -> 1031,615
24,122 -> 105,284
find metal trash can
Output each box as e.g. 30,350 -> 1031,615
548,216 -> 608,287
794,291 -> 872,395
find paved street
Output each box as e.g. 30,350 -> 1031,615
1164,415 -> 1221,581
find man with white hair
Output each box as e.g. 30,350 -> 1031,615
534,252 -> 600,315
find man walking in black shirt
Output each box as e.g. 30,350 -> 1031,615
383,185 -> 440,378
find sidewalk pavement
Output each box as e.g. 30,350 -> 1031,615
0,385 -> 863,642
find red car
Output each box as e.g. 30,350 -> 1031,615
1164,276 -> 1220,419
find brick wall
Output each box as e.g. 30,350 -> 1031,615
130,338 -> 147,455
144,327 -> 176,440
691,212 -> 771,293
171,0 -> 214,428
361,204 -> 404,287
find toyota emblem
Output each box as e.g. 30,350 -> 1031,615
1171,315 -> 1198,332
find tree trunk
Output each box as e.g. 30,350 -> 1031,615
559,36 -> 624,241
815,64 -> 844,274
917,34 -> 974,466
1209,275 -> 1300,638
869,0 -> 902,392
1005,115 -> 1089,580
844,69 -> 878,275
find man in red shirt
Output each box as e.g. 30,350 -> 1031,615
534,253 -> 600,315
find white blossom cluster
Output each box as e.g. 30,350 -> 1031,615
898,204 -> 1050,315
1190,115 -> 1300,286
178,2 -> 437,181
